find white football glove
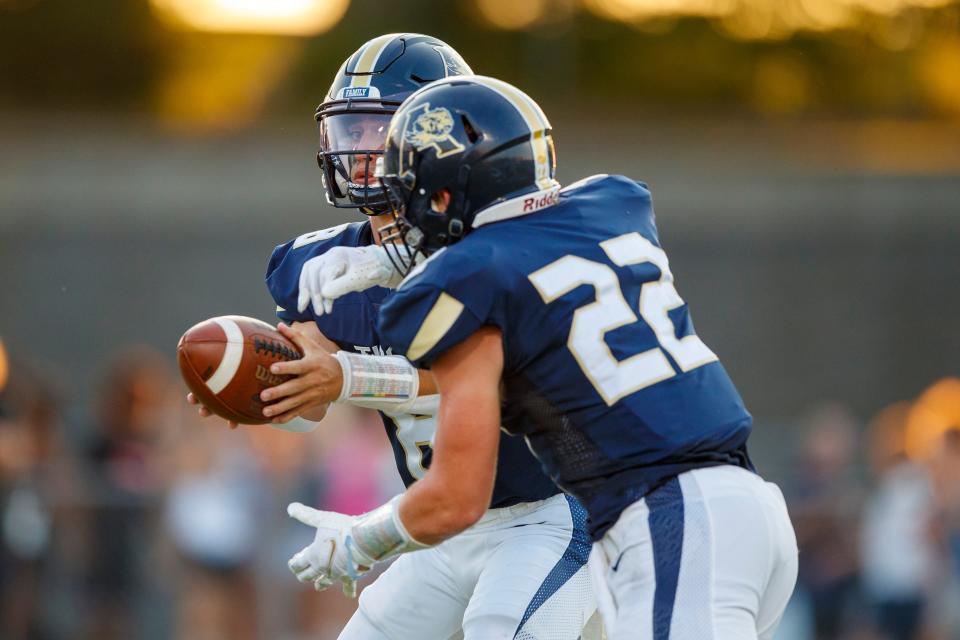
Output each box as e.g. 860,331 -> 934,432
297,245 -> 406,316
286,502 -> 373,597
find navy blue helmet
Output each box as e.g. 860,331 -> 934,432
378,75 -> 559,272
316,34 -> 472,215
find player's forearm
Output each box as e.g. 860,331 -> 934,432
393,328 -> 503,542
398,467 -> 490,544
416,369 -> 438,396
397,380 -> 500,542
332,334 -> 502,575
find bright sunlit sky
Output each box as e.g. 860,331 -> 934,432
150,0 -> 955,39
151,0 -> 350,35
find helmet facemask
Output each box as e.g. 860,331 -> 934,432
379,160 -> 471,278
378,174 -> 429,277
315,100 -> 400,215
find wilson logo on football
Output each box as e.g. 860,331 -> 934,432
255,364 -> 285,387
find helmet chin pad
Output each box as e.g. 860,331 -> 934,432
377,214 -> 428,277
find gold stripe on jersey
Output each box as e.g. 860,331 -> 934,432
407,293 -> 465,362
349,33 -> 402,89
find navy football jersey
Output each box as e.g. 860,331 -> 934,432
265,221 -> 558,506
379,175 -> 755,539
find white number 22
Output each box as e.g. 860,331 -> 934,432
528,232 -> 718,405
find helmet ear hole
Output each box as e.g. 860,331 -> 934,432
461,115 -> 480,144
430,188 -> 452,213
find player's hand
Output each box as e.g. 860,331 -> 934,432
297,245 -> 406,316
186,392 -> 239,429
287,502 -> 372,597
260,323 -> 339,423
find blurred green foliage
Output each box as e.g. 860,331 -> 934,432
1,0 -> 959,117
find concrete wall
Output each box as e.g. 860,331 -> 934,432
2,114 -> 958,425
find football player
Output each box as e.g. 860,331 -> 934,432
252,36 -> 597,640
282,76 -> 800,639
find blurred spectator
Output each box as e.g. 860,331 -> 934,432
932,428 -> 960,584
787,403 -> 865,640
0,361 -> 75,640
317,406 -> 401,516
77,346 -> 174,640
158,395 -> 399,640
162,415 -> 262,640
927,427 -> 960,637
860,403 -> 939,640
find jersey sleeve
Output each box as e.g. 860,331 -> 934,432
378,249 -> 499,368
264,223 -> 358,324
265,239 -> 312,324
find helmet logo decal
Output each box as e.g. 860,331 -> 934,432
403,103 -> 465,159
336,86 -> 381,100
433,46 -> 471,78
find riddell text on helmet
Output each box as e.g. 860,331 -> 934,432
522,189 -> 560,213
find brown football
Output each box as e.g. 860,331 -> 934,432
177,316 -> 302,425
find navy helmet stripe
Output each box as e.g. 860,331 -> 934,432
514,495 -> 591,636
647,476 -> 685,640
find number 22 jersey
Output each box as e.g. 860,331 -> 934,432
378,175 -> 755,539
265,221 -> 559,507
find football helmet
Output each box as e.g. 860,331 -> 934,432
316,34 -> 472,215
378,75 -> 559,273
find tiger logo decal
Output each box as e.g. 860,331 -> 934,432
403,104 -> 465,159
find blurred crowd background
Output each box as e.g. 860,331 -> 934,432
1,0 -> 959,638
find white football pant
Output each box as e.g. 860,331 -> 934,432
339,493 -> 598,640
589,465 -> 798,640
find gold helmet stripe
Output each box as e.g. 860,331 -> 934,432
465,76 -> 557,191
349,33 -> 403,89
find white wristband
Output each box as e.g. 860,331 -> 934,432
350,495 -> 429,563
333,351 -> 420,410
